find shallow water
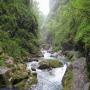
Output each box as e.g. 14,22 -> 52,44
27,50 -> 67,90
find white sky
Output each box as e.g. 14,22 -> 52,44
35,0 -> 49,15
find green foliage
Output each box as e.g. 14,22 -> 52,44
45,0 -> 90,52
0,0 -> 39,61
52,46 -> 60,52
0,58 -> 5,66
62,65 -> 73,90
45,0 -> 90,85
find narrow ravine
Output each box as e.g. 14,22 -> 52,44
27,50 -> 67,90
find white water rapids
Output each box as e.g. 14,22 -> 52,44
27,50 -> 67,90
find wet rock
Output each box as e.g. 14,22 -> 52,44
0,67 -> 12,88
38,59 -> 63,69
31,67 -> 36,71
31,71 -> 37,76
30,61 -> 39,71
28,58 -> 39,62
38,63 -> 50,69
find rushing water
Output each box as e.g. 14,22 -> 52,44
27,50 -> 67,90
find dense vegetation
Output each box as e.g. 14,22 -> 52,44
45,0 -> 90,52
44,0 -> 90,78
0,0 -> 39,63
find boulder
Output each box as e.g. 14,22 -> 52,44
30,61 -> 39,71
0,64 -> 30,89
11,64 -> 29,85
11,70 -> 28,85
38,63 -> 50,69
27,58 -> 38,62
38,59 -> 63,69
0,67 -> 12,88
31,67 -> 36,71
37,52 -> 44,57
50,52 -> 59,58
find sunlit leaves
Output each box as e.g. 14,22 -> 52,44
46,0 -> 90,50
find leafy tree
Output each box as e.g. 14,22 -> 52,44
0,0 -> 39,62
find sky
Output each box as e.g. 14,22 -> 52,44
35,0 -> 50,15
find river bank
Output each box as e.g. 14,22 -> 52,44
62,51 -> 90,90
0,49 -> 67,90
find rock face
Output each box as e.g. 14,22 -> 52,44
0,67 -> 11,88
27,58 -> 39,62
0,64 -> 30,89
71,57 -> 88,90
38,59 -> 63,69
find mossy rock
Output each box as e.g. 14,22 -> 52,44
25,74 -> 37,89
29,75 -> 37,85
64,51 -> 74,60
62,65 -> 73,90
38,59 -> 63,69
15,79 -> 27,90
11,64 -> 29,85
65,51 -> 83,61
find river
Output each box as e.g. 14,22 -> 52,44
27,50 -> 67,90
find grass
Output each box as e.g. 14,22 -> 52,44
0,58 -> 5,66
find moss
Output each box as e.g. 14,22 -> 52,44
52,47 -> 60,52
48,59 -> 63,68
29,75 -> 37,85
10,64 -> 29,85
39,59 -> 63,69
15,79 -> 27,90
64,51 -> 74,61
0,54 -> 6,66
62,65 -> 73,90
0,59 -> 5,66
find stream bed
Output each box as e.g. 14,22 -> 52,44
27,50 -> 67,90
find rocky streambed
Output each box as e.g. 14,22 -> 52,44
26,50 -> 67,90
0,50 -> 68,90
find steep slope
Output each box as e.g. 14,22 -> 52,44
0,0 -> 39,63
